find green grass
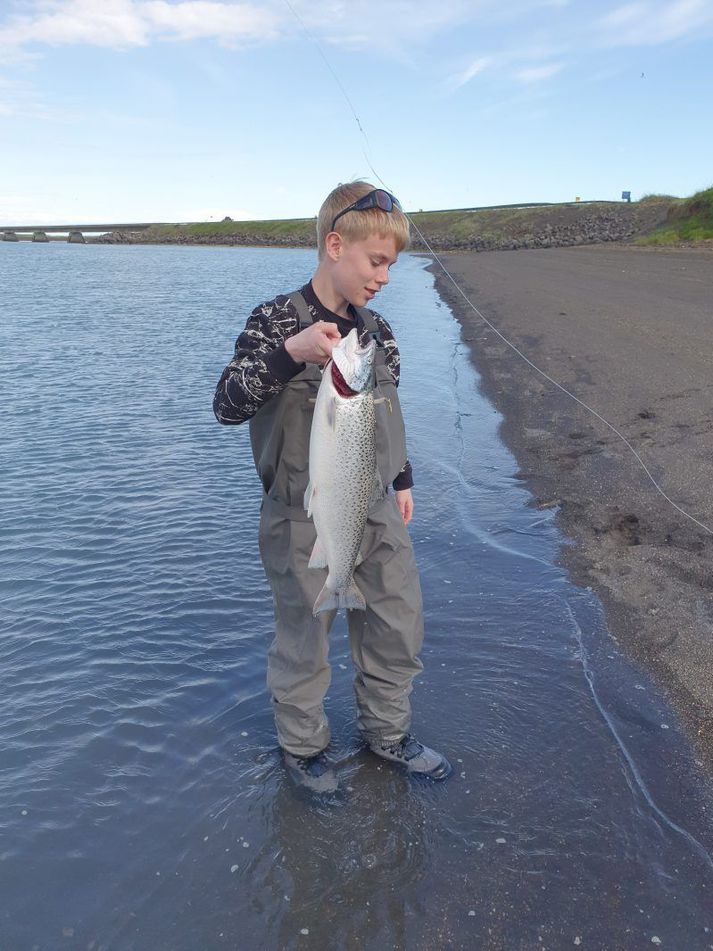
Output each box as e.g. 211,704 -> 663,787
638,186 -> 713,244
143,217 -> 317,242
106,192 -> 712,249
407,202 -> 621,244
637,193 -> 679,204
138,201 -> 623,246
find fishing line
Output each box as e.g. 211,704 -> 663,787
281,0 -> 370,143
280,1 -> 712,538
566,599 -> 713,873
407,237 -> 713,540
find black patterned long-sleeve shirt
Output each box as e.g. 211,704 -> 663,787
213,281 -> 414,490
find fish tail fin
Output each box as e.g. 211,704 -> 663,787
312,580 -> 366,616
341,581 -> 367,612
313,584 -> 339,616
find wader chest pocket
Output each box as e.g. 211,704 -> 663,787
256,375 -> 318,507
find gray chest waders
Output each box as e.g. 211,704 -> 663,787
250,290 -> 424,756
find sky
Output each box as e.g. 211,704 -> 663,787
1,0 -> 712,225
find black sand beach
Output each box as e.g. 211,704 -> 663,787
432,245 -> 713,774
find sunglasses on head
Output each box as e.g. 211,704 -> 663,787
330,189 -> 402,232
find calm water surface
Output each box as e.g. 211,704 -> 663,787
1,243 -> 712,950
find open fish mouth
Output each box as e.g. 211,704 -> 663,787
332,328 -> 376,394
353,336 -> 376,355
331,361 -> 357,397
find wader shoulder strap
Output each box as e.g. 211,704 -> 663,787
288,292 -> 383,348
354,306 -> 379,334
287,290 -> 313,330
354,305 -> 385,353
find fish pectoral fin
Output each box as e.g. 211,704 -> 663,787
327,397 -> 336,430
308,536 -> 328,570
304,480 -> 314,516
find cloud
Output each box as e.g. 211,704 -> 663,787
513,61 -> 564,82
294,0 -> 482,60
318,1 -> 473,37
449,56 -> 491,90
142,1 -> 279,44
598,0 -> 713,46
0,0 -> 279,53
3,0 -> 711,67
0,73 -> 79,120
444,39 -> 566,94
0,0 -> 151,50
0,0 -> 482,58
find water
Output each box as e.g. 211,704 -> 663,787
1,243 -> 712,950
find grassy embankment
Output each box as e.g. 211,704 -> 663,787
142,218 -> 316,244
406,201 -> 628,248
137,200 -> 655,249
114,190 -> 712,249
636,187 -> 713,245
140,207 -> 561,246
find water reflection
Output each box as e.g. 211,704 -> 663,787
269,762 -> 428,949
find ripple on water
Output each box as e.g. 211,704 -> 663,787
1,245 -> 712,950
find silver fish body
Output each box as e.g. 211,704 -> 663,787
305,328 -> 381,615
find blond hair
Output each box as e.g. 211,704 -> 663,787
316,181 -> 410,258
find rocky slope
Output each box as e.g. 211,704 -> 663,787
95,199 -> 674,252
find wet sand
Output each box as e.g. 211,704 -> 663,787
431,245 -> 713,775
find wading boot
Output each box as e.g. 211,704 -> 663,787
283,749 -> 338,794
369,733 -> 452,780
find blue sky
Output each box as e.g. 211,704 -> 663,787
1,0 -> 712,224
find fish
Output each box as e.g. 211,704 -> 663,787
304,327 -> 382,615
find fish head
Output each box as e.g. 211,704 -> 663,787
331,327 -> 376,393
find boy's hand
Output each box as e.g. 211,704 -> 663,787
395,489 -> 413,525
285,321 -> 342,366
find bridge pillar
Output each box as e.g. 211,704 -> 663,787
32,231 -> 49,242
2,231 -> 19,241
68,230 -> 85,244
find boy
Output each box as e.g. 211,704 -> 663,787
213,181 -> 451,791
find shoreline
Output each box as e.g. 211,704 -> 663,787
429,245 -> 713,777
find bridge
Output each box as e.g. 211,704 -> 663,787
0,222 -> 157,243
